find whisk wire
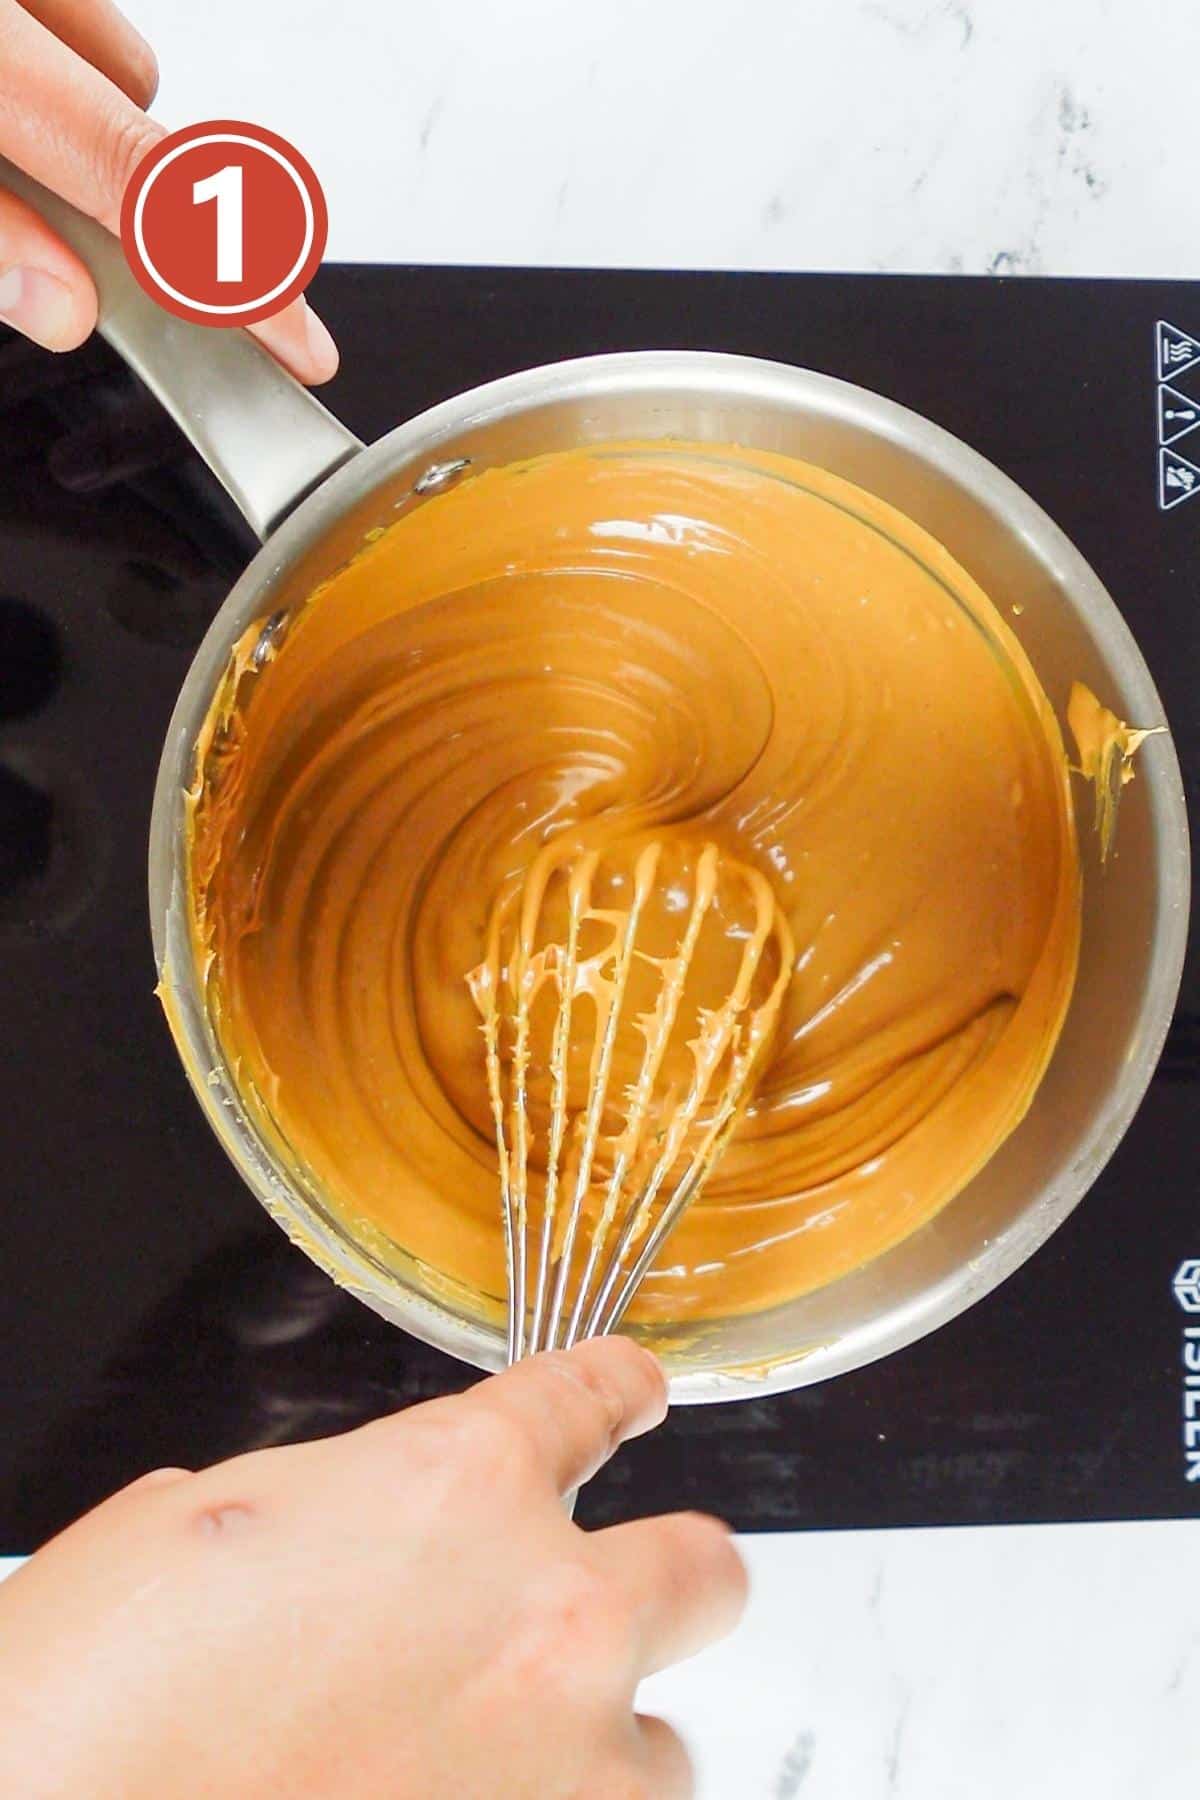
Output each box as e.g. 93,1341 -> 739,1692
580,867 -> 793,1339
469,905 -> 521,1363
558,839 -> 706,1348
470,837 -> 792,1365
528,852 -> 592,1354
539,848 -> 657,1351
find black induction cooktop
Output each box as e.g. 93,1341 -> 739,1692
1,267 -> 1196,1553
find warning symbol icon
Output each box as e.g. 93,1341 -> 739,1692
1157,320 -> 1200,383
1160,446 -> 1200,511
1159,383 -> 1200,446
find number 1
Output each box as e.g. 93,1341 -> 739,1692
192,164 -> 244,283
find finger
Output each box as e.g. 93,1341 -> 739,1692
19,0 -> 158,106
249,292 -> 340,386
456,1337 -> 668,1496
588,1512 -> 748,1674
634,1714 -> 694,1800
0,0 -> 162,232
0,185 -> 95,348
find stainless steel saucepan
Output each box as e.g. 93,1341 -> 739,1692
3,157 -> 1189,1402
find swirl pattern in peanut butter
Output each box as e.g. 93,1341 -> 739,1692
188,444 -> 1080,1326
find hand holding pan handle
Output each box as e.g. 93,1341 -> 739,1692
0,153 -> 362,540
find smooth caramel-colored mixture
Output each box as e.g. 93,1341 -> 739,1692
188,443 -> 1081,1324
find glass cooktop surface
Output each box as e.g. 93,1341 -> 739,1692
1,267 -> 1196,1550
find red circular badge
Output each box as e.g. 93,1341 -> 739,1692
120,121 -> 328,326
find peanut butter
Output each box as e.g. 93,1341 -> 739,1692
187,443 -> 1081,1326
1067,679 -> 1165,862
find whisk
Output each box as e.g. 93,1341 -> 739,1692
468,834 -> 794,1364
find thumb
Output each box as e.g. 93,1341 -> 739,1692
0,185 -> 95,349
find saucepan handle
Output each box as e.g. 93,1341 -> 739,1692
0,154 -> 363,539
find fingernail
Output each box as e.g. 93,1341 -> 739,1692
303,303 -> 339,383
0,266 -> 78,351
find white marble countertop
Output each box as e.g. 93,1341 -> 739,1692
135,0 -> 1198,280
641,1520 -> 1200,1798
16,4 -> 1197,1794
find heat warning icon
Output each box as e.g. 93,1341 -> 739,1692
1158,320 -> 1200,384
